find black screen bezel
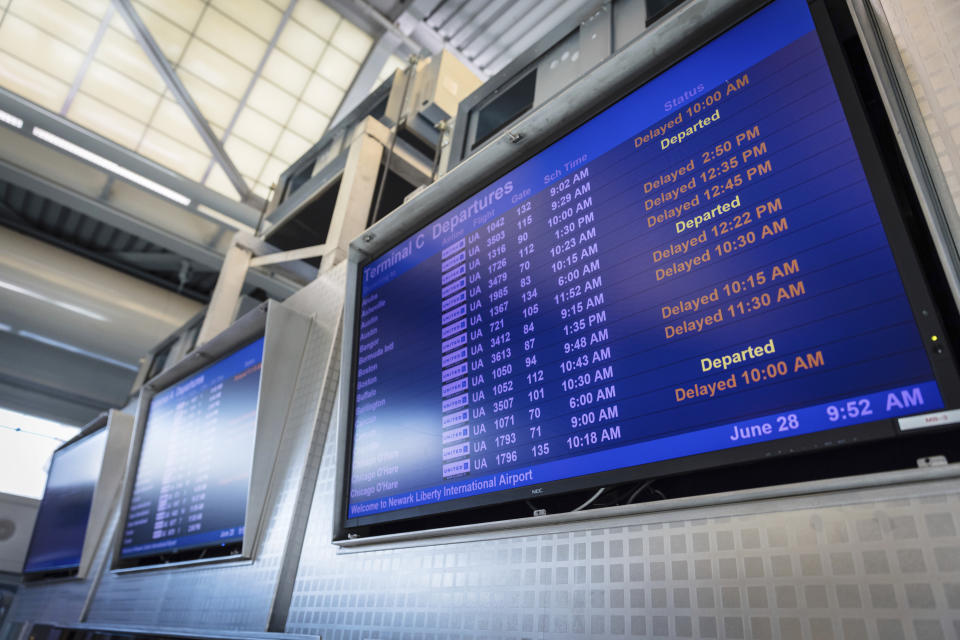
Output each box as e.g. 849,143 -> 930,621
113,335 -> 264,570
339,0 -> 960,536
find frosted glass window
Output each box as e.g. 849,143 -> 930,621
330,20 -> 372,62
292,0 -> 339,40
9,0 -> 100,51
210,0 -> 282,41
133,0 -> 204,32
0,407 -> 80,500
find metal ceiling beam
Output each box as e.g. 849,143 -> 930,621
0,157 -> 297,301
62,5 -> 115,116
0,331 -> 135,422
350,0 -> 428,55
103,251 -> 217,272
0,204 -> 211,301
391,2 -> 489,79
0,88 -> 260,229
111,0 -> 265,210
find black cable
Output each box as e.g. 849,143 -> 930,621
572,487 -> 605,512
625,480 -> 654,505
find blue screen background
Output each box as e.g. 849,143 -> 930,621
120,337 -> 264,558
23,429 -> 107,573
347,0 -> 942,523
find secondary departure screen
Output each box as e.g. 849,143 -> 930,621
23,429 -> 107,573
347,0 -> 943,523
120,337 -> 263,558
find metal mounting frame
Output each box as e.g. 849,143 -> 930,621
198,115 -> 434,345
111,301 -> 313,573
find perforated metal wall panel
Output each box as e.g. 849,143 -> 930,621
4,507 -> 119,627
290,433 -> 960,639
877,0 -> 960,209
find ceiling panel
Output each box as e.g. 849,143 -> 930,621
8,0 -> 102,51
302,74 -> 344,116
128,3 -> 191,62
0,50 -> 70,112
316,45 -> 360,89
224,135 -> 270,183
210,0 -> 284,41
138,128 -> 212,181
149,98 -> 209,154
272,129 -> 313,164
0,0 -> 590,210
287,101 -> 330,142
331,19 -> 374,62
252,181 -> 272,199
97,25 -> 168,94
262,47 -> 313,97
66,92 -> 147,150
195,6 -> 268,71
277,18 -> 328,68
78,61 -> 162,123
258,155 -> 289,191
292,0 -> 340,40
0,14 -> 86,83
204,163 -> 242,200
133,0 -> 205,33
179,38 -> 253,99
62,0 -> 111,20
178,69 -> 240,129
233,106 -> 284,152
247,77 -> 298,126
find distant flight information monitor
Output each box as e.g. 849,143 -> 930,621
23,429 -> 107,575
120,337 -> 264,559
342,0 -> 960,529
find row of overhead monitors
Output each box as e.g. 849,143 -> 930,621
18,0 -> 960,587
22,302 -> 311,579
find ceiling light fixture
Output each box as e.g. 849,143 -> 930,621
31,127 -> 192,207
0,109 -> 23,129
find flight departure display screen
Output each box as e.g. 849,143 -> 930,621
346,0 -> 952,525
23,429 -> 107,574
120,337 -> 263,559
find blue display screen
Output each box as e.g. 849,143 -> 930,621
23,429 -> 107,574
347,0 -> 943,523
120,337 -> 263,559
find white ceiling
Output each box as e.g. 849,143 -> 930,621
0,0 -> 399,202
0,0 -> 600,206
